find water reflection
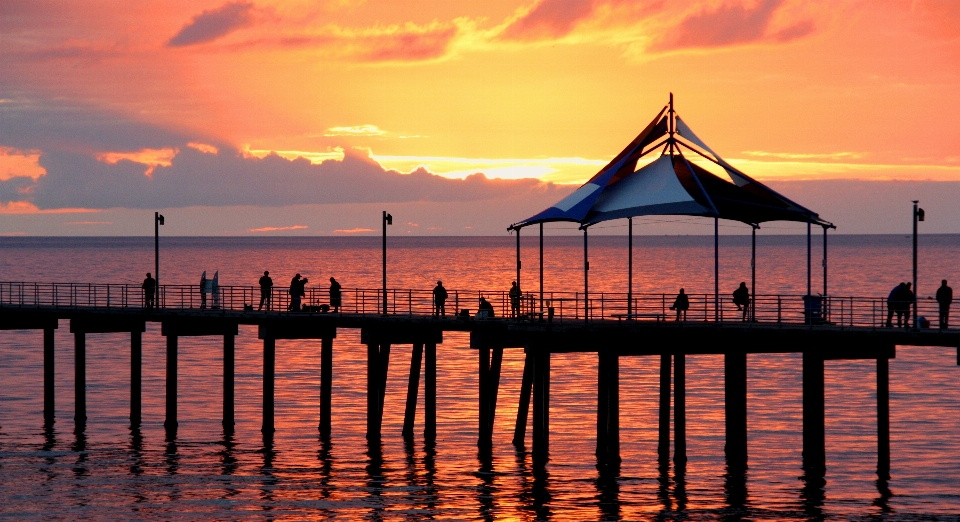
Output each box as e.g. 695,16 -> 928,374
218,432 -> 240,502
365,440 -> 387,521
71,429 -> 87,480
259,434 -> 277,512
594,469 -> 621,521
874,475 -> 893,514
317,436 -> 335,501
41,423 -> 57,484
673,461 -> 688,512
129,428 -> 145,477
799,466 -> 826,519
722,460 -> 748,521
475,448 -> 498,521
656,458 -> 672,512
422,439 -> 438,515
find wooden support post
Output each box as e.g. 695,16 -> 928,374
223,333 -> 235,430
44,327 -> 55,424
378,343 -> 391,427
802,349 -> 825,472
424,342 -> 437,441
596,348 -> 620,468
658,352 -> 671,462
674,350 -> 687,466
262,337 -> 275,434
479,346 -> 490,445
489,348 -> 503,436
164,334 -> 177,432
532,347 -> 551,466
877,356 -> 890,478
725,350 -> 747,469
319,337 -> 333,436
74,331 -> 86,428
131,330 -> 142,427
513,350 -> 534,446
403,342 -> 423,438
367,342 -> 390,441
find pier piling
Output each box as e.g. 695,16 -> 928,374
403,342 -> 423,438
478,346 -> 503,448
320,337 -> 333,436
877,356 -> 890,478
424,342 -> 436,441
165,334 -> 178,432
513,350 -> 533,447
802,349 -> 825,472
75,331 -> 86,428
658,352 -> 671,462
596,348 -> 621,468
131,330 -> 142,427
366,342 -> 391,441
532,347 -> 550,466
674,349 -> 687,466
223,333 -> 234,430
263,337 -> 276,434
44,327 -> 55,424
725,349 -> 748,469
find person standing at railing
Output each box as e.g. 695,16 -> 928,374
433,280 -> 447,317
289,273 -> 304,312
733,282 -> 750,321
670,288 -> 689,321
509,281 -> 521,319
200,271 -> 207,309
142,273 -> 156,309
258,271 -> 273,311
329,277 -> 342,313
936,279 -> 953,329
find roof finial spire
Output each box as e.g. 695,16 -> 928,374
668,92 -> 675,156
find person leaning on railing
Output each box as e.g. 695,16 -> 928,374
670,288 -> 689,321
142,273 -> 156,309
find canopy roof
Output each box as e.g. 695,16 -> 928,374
510,97 -> 832,230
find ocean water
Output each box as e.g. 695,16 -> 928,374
1,235 -> 959,520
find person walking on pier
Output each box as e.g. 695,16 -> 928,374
329,277 -> 342,313
289,273 -> 304,312
258,271 -> 273,311
142,272 -> 156,309
733,282 -> 750,321
936,279 -> 953,329
671,288 -> 689,321
509,281 -> 521,319
433,280 -> 448,317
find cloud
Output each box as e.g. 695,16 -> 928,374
249,224 -> 308,232
168,2 -> 257,47
500,0 -> 596,41
324,124 -> 386,137
0,146 -> 573,210
333,227 -> 376,234
188,142 -> 219,154
0,201 -> 99,214
0,146 -> 46,180
97,147 -> 178,176
64,221 -> 112,225
652,0 -> 814,51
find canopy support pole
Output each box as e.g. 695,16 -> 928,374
751,225 -> 757,322
539,223 -> 544,319
628,218 -> 633,319
584,228 -> 589,324
715,217 -> 719,322
516,227 -> 521,294
823,226 -> 828,296
807,220 -> 812,296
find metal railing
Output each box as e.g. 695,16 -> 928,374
0,281 -> 953,329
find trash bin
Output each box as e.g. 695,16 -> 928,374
803,295 -> 823,325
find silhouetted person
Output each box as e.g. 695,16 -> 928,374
936,279 -> 953,329
433,281 -> 447,317
142,273 -> 156,309
509,281 -> 521,319
887,282 -> 912,328
478,296 -> 494,318
289,273 -> 303,312
671,288 -> 689,321
258,271 -> 273,311
886,283 -> 905,327
732,282 -> 750,321
329,277 -> 342,313
200,271 -> 207,309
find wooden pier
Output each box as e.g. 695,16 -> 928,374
2,283 -> 959,477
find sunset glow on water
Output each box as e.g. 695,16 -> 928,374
1,235 -> 960,519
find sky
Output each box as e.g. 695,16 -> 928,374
1,0 -> 959,235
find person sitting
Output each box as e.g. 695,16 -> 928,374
732,282 -> 750,321
478,296 -> 495,319
670,288 -> 690,321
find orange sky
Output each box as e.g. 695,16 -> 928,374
1,0 -> 959,234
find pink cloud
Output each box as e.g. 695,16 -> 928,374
500,0 -> 596,41
653,0 -> 814,51
249,224 -> 308,232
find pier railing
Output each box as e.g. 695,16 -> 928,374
0,281 -> 952,329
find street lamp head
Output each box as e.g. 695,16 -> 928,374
918,208 -> 925,222
157,214 -> 165,226
385,213 -> 392,225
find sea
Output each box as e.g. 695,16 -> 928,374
1,235 -> 960,520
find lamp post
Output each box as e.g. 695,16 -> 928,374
154,212 -> 164,306
913,200 -> 924,329
382,211 -> 392,315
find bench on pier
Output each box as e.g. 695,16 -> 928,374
612,313 -> 666,324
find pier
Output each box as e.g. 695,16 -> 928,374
2,281 -> 958,477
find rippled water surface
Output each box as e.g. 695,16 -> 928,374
2,235 -> 960,520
